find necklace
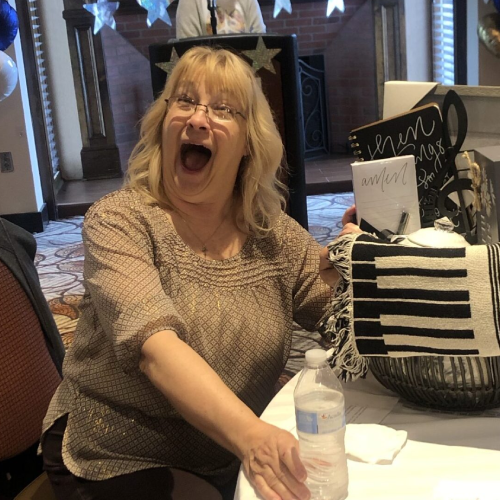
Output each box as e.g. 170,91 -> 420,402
177,212 -> 229,258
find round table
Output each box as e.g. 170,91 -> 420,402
234,371 -> 500,499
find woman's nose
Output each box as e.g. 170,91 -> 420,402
187,107 -> 209,130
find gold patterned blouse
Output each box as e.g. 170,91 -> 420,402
41,188 -> 331,482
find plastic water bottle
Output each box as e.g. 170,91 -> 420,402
294,349 -> 348,500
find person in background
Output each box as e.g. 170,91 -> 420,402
176,0 -> 266,38
40,45 -> 343,500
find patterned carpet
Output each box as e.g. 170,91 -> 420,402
34,192 -> 354,378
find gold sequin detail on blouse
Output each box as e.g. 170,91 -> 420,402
41,188 -> 331,482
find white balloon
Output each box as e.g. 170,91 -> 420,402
0,50 -> 19,102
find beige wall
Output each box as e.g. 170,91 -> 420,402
404,0 -> 432,82
403,0 -> 500,87
0,5 -> 43,216
39,0 -> 82,180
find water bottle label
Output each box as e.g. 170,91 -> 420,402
295,408 -> 345,435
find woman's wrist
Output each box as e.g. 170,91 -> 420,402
229,417 -> 269,461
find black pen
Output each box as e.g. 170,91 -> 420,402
397,211 -> 410,234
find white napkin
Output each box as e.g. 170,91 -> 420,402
345,423 -> 407,465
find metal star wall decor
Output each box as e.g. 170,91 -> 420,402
83,0 -> 120,34
155,47 -> 180,77
273,0 -> 292,18
242,37 -> 281,74
136,0 -> 172,27
327,0 -> 345,16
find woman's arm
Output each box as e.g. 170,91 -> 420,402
288,207 -> 362,330
140,330 -> 310,500
320,205 -> 361,287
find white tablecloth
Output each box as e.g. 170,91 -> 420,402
234,372 -> 500,500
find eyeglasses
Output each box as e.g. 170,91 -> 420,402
165,95 -> 246,122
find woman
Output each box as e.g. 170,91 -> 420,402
176,0 -> 266,38
40,46 -> 342,500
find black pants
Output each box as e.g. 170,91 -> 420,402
0,442 -> 44,499
42,416 -> 238,500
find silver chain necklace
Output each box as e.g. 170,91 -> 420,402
177,213 -> 229,258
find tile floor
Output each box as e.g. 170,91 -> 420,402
307,191 -> 354,246
305,155 -> 354,195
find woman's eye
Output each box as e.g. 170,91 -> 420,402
178,96 -> 193,104
214,104 -> 233,114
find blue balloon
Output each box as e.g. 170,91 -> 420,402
494,0 -> 500,13
0,0 -> 19,51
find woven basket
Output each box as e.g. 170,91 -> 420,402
370,355 -> 500,411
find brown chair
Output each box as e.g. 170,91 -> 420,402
0,260 -> 61,499
0,219 -> 220,499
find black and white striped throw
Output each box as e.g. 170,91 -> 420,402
319,233 -> 500,381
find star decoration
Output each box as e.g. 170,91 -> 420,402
242,37 -> 281,75
273,0 -> 292,18
136,0 -> 172,27
155,47 -> 180,77
83,0 -> 120,34
327,0 -> 345,17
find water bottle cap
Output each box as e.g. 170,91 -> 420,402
305,349 -> 328,366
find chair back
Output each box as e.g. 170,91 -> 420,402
0,260 -> 61,460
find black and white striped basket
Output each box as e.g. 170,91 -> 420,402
370,356 -> 500,411
321,229 -> 500,412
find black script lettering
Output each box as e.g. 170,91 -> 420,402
361,162 -> 408,193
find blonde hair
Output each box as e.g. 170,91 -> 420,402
125,46 -> 287,236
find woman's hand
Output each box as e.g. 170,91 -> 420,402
342,204 -> 357,226
239,420 -> 310,500
339,204 -> 362,236
141,332 -> 308,499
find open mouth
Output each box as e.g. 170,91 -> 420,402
180,143 -> 212,172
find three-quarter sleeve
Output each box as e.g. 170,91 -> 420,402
82,200 -> 187,374
319,233 -> 500,380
